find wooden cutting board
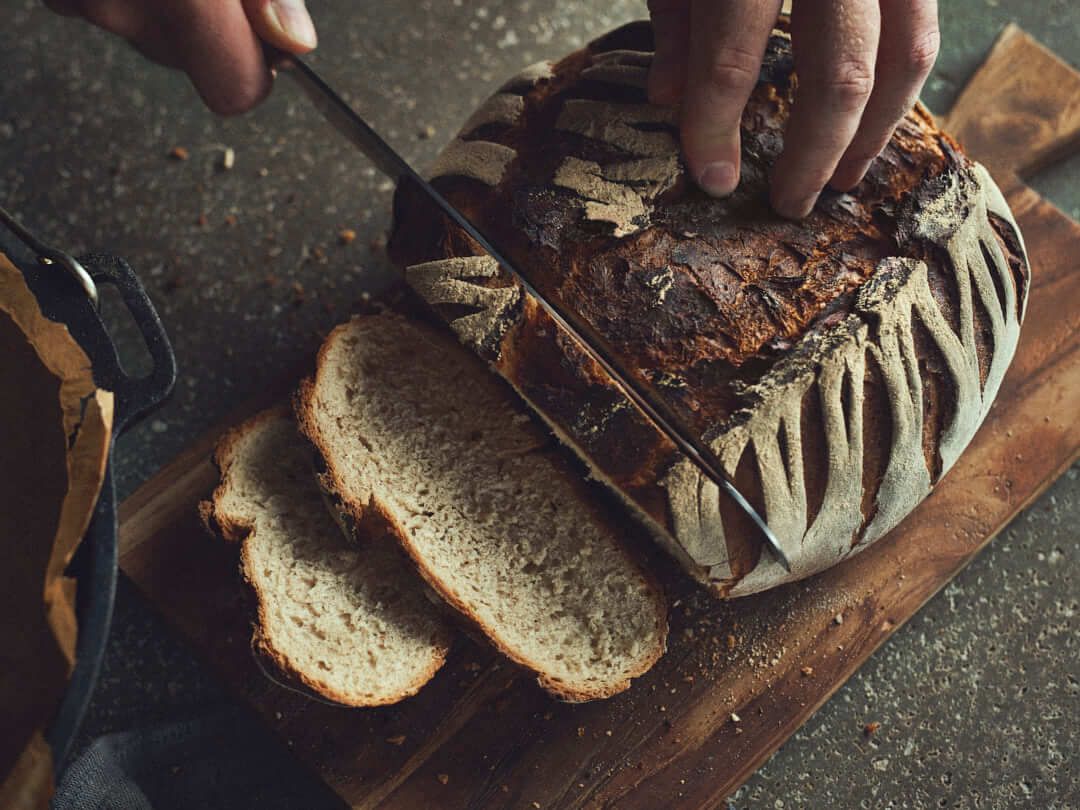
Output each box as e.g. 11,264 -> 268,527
118,25 -> 1080,809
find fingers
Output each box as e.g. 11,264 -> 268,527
242,0 -> 317,54
41,0 -> 82,17
647,0 -> 690,105
165,0 -> 274,116
829,0 -> 939,190
770,0 -> 880,218
41,0 -> 291,116
59,0 -> 142,38
44,1 -> 182,67
680,0 -> 782,197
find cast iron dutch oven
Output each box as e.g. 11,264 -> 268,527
1,208 -> 177,771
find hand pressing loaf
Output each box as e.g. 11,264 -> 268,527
389,20 -> 1030,597
202,407 -> 453,706
296,315 -> 668,701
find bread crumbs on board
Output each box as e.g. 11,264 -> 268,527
385,734 -> 406,746
168,146 -> 189,161
437,773 -> 449,785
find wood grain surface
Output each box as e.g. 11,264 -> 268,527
118,26 -> 1080,809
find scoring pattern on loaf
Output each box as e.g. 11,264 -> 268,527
419,50 -> 684,327
579,49 -> 652,89
404,256 -> 521,353
556,99 -> 677,158
661,163 -> 1025,595
428,139 -> 517,188
423,60 -> 555,186
552,155 -> 680,237
428,66 -> 683,238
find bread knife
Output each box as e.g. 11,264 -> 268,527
275,53 -> 792,573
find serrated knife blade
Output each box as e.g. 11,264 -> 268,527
276,54 -> 791,573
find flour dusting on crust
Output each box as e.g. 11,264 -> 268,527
661,164 -> 1026,595
552,155 -> 681,237
555,100 -> 677,157
460,93 -> 526,135
405,256 -> 520,353
428,139 -> 516,187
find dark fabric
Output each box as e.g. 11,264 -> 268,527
52,708 -> 341,810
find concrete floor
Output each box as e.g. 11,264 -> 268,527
1,0 -> 1076,806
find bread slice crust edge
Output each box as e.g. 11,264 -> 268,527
201,405 -> 452,707
294,316 -> 668,702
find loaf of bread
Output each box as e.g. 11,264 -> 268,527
389,20 -> 1030,596
201,407 -> 453,705
296,315 -> 668,700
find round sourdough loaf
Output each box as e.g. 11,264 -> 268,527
389,20 -> 1030,597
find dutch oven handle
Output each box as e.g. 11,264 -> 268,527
52,252 -> 177,431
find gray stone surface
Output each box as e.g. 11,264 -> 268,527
731,467 -> 1079,810
0,0 -> 1075,806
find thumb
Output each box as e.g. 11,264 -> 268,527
243,0 -> 317,53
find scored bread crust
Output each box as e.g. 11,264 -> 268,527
294,315 -> 668,702
201,405 -> 452,707
389,20 -> 1031,597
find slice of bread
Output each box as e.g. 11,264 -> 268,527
296,315 -> 668,701
201,407 -> 453,706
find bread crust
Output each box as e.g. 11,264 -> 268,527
294,316 -> 668,702
388,21 -> 1030,597
200,406 -> 451,707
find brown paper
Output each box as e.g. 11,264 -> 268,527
0,733 -> 53,810
0,734 -> 53,810
0,252 -> 113,801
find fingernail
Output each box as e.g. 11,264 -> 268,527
697,161 -> 739,197
267,0 -> 318,50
